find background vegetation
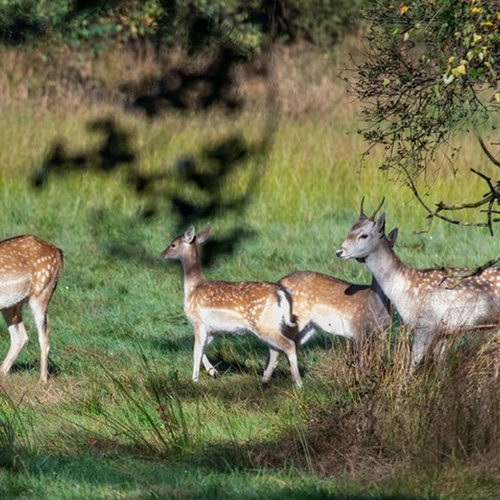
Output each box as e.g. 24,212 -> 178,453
354,0 -> 500,233
0,1 -> 500,499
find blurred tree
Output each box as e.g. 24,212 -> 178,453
352,0 -> 500,233
0,0 -> 370,52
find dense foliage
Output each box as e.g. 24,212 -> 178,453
0,0 -> 369,54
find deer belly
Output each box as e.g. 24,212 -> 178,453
312,306 -> 355,338
0,276 -> 31,309
198,308 -> 252,334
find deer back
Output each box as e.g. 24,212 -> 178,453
185,280 -> 292,333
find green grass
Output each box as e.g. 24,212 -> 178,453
0,83 -> 499,499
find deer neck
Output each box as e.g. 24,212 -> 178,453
180,251 -> 206,300
370,276 -> 391,313
365,239 -> 407,303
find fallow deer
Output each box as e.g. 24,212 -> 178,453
161,226 -> 302,387
0,235 -> 63,383
336,199 -> 500,371
279,227 -> 398,348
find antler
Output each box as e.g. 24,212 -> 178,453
359,197 -> 367,219
360,197 -> 385,220
369,197 -> 385,220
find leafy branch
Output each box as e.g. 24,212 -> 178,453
351,0 -> 500,232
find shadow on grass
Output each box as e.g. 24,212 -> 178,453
150,332 -> 310,392
0,446 -> 434,500
148,328 -> 362,406
8,359 -> 61,378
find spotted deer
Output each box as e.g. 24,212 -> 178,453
279,227 -> 398,348
336,199 -> 500,371
0,235 -> 63,383
161,226 -> 302,388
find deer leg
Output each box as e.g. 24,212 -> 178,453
411,326 -> 432,374
259,329 -> 302,388
284,341 -> 302,389
192,324 -> 210,382
1,306 -> 28,377
28,296 -> 50,383
432,336 -> 448,362
201,335 -> 220,378
262,347 -> 280,384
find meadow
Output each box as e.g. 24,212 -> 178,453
0,41 -> 500,499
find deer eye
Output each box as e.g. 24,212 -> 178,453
359,234 -> 368,240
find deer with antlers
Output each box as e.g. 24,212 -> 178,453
336,199 -> 500,371
279,227 -> 398,348
161,226 -> 302,387
0,235 -> 63,383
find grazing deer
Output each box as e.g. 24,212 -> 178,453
336,199 -> 500,371
0,235 -> 63,383
279,228 -> 398,348
161,226 -> 302,387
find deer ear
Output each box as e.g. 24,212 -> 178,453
375,212 -> 386,235
183,226 -> 196,244
196,225 -> 213,244
387,227 -> 398,247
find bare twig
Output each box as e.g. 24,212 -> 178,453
439,254 -> 500,288
404,170 -> 490,230
476,131 -> 500,168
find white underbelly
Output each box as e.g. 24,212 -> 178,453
313,310 -> 355,339
0,277 -> 30,310
192,308 -> 252,334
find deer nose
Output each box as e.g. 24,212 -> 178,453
336,248 -> 344,258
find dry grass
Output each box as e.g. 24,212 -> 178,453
240,329 -> 500,485
0,35 -> 362,114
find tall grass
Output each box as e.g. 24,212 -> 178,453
0,40 -> 499,499
0,390 -> 32,471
